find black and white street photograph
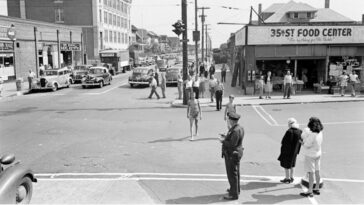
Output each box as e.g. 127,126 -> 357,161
0,0 -> 364,204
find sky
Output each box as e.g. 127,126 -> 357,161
131,0 -> 364,48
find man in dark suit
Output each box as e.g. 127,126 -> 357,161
219,113 -> 244,200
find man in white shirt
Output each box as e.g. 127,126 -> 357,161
28,70 -> 36,90
209,75 -> 217,102
283,70 -> 293,99
349,71 -> 359,97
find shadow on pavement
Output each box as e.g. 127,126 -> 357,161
242,182 -> 280,190
191,137 -> 219,142
244,193 -> 302,204
148,136 -> 190,143
165,194 -> 224,204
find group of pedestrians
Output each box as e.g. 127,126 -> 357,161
338,70 -> 360,97
148,69 -> 167,100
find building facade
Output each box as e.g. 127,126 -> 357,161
232,0 -> 364,94
0,16 -> 82,81
7,0 -> 132,63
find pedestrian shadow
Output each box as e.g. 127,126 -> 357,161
148,136 -> 190,143
191,137 -> 219,142
165,194 -> 224,204
241,182 -> 280,191
244,193 -> 302,204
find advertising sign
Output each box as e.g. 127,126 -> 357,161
0,42 -> 14,51
248,26 -> 364,45
235,27 -> 246,46
60,43 -> 81,51
100,53 -> 116,57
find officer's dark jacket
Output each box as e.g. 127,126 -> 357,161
222,124 -> 244,157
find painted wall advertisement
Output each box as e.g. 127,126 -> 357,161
248,25 -> 364,45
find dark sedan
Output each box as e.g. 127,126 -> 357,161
72,65 -> 92,83
128,67 -> 154,87
166,66 -> 182,86
82,66 -> 112,88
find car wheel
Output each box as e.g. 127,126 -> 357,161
82,85 -> 86,89
52,84 -> 58,92
99,81 -> 104,88
16,176 -> 33,204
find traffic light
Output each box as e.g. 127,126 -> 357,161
172,20 -> 186,36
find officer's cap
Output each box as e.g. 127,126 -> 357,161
228,113 -> 240,121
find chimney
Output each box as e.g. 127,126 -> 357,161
325,0 -> 330,8
20,0 -> 26,19
258,4 -> 262,25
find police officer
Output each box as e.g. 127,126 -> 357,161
219,112 -> 244,200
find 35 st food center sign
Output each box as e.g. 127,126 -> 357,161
245,25 -> 364,45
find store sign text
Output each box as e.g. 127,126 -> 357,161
248,26 -> 364,45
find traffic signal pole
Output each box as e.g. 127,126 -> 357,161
182,0 -> 188,105
194,0 -> 199,76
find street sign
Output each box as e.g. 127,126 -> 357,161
193,31 -> 200,41
60,43 -> 81,51
7,26 -> 16,41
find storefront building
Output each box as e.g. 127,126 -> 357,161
0,16 -> 82,81
233,1 -> 364,94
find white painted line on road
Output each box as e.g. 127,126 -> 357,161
34,173 -> 364,183
252,105 -> 273,126
83,82 -> 127,95
257,106 -> 279,126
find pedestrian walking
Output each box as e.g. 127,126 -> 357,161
215,80 -> 224,111
209,75 -> 217,102
187,94 -> 202,141
177,73 -> 183,100
349,70 -> 359,97
27,70 -> 36,90
199,63 -> 205,77
257,73 -> 264,99
283,70 -> 293,99
193,75 -> 200,99
154,68 -> 159,87
278,118 -> 302,184
339,71 -> 348,96
302,72 -> 308,89
221,63 -> 227,83
160,72 -> 166,98
300,117 -> 324,197
209,64 -> 216,78
185,75 -> 193,100
224,95 -> 237,130
148,75 -> 160,99
199,75 -> 206,98
265,71 -> 273,99
219,113 -> 244,200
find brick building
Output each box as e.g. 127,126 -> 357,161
6,0 -> 132,63
0,16 -> 82,81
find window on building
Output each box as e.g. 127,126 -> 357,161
117,16 -> 120,27
109,13 -> 112,24
104,0 -> 107,6
125,33 -> 128,44
118,32 -> 121,43
104,30 -> 108,42
113,0 -> 116,9
99,9 -> 102,22
307,12 -> 312,18
121,2 -> 124,14
293,12 -> 298,18
104,11 -> 107,23
109,31 -> 113,42
117,0 -> 121,11
108,0 -> 111,7
124,18 -> 127,28
55,7 -> 64,22
114,31 -> 117,43
122,32 -> 125,44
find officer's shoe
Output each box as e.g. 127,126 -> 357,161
223,195 -> 238,200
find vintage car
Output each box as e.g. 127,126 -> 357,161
31,67 -> 71,92
71,65 -> 92,83
166,65 -> 182,86
128,67 -> 154,87
82,66 -> 112,88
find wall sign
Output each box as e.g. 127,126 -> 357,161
60,43 -> 81,51
248,25 -> 364,45
0,42 -> 14,51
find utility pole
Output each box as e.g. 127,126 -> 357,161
198,7 -> 209,67
205,24 -> 211,63
194,0 -> 199,76
182,0 -> 188,105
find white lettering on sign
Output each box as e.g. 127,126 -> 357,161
248,26 -> 364,45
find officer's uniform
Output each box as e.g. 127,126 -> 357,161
221,113 -> 244,199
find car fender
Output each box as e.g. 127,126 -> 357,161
0,163 -> 36,203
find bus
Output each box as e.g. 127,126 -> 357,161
99,49 -> 131,74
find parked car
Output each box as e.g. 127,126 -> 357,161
71,65 -> 92,83
31,67 -> 71,92
166,66 -> 182,86
128,67 -> 154,87
82,66 -> 112,88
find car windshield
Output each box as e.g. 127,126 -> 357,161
45,71 -> 58,76
89,68 -> 104,74
133,69 -> 149,74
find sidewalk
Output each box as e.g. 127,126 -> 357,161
172,64 -> 364,107
0,80 -> 29,99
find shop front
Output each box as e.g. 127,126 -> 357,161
0,26 -> 15,80
235,25 -> 364,94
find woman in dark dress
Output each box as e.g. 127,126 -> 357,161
278,118 -> 302,183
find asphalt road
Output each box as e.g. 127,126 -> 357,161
0,70 -> 363,204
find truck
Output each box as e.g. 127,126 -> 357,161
99,49 -> 131,74
129,50 -> 146,67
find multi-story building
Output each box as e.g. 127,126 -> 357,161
6,0 -> 132,63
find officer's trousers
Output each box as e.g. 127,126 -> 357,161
224,156 -> 240,197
